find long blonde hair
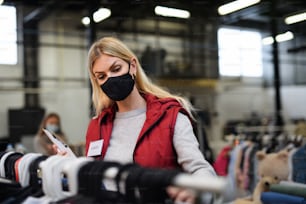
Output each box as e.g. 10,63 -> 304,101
88,36 -> 194,118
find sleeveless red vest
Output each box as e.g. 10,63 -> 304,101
85,94 -> 190,169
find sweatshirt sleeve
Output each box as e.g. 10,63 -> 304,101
173,112 -> 216,177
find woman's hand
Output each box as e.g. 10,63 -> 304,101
52,144 -> 67,156
166,186 -> 196,204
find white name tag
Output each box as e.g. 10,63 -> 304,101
87,139 -> 103,157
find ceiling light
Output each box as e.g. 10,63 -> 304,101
0,0 -> 4,5
218,0 -> 261,15
262,31 -> 294,45
276,31 -> 294,42
93,8 -> 111,23
81,8 -> 111,26
154,6 -> 190,19
262,37 -> 274,45
81,17 -> 90,26
285,11 -> 306,25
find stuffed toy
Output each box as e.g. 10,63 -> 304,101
234,149 -> 289,204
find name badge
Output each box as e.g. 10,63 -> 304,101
87,139 -> 103,157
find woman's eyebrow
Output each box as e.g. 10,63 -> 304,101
93,70 -> 103,74
93,60 -> 121,74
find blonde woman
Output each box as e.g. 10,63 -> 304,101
85,36 -> 216,203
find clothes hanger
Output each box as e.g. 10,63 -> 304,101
4,152 -> 23,180
77,161 -> 120,197
62,156 -> 94,195
74,160 -> 124,203
0,151 -> 16,177
28,155 -> 48,187
17,153 -> 42,187
40,155 -> 76,201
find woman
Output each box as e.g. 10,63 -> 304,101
34,112 -> 67,156
85,36 -> 216,203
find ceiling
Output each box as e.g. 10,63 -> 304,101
218,0 -> 306,37
3,0 -> 306,37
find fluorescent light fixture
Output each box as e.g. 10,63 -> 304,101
154,6 -> 190,19
81,17 -> 90,25
262,36 -> 274,45
276,31 -> 294,42
93,8 -> 111,23
218,0 -> 261,15
262,31 -> 294,45
0,0 -> 4,5
285,11 -> 306,25
81,8 -> 111,26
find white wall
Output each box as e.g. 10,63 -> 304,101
0,12 -> 90,145
39,88 -> 90,144
0,42 -> 24,138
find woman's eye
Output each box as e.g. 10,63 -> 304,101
112,66 -> 121,72
96,74 -> 105,80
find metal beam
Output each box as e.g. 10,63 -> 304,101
23,0 -> 64,23
269,0 -> 284,128
23,20 -> 40,108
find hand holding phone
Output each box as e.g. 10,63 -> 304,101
42,128 -> 76,158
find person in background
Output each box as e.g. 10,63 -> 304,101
85,36 -> 216,204
34,112 -> 67,156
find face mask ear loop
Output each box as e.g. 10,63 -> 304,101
127,62 -> 131,74
128,61 -> 136,80
118,61 -> 133,83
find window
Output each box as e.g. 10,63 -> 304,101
218,27 -> 263,77
0,5 -> 17,65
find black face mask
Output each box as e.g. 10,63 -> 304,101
101,65 -> 135,101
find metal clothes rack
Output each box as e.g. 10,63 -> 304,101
102,166 -> 227,204
103,167 -> 227,193
1,153 -> 228,204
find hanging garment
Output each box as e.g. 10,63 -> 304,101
261,192 -> 306,204
0,178 -> 22,202
213,145 -> 232,176
270,181 -> 306,198
292,144 -> 306,184
0,152 -> 48,203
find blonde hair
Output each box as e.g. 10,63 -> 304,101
88,36 -> 194,118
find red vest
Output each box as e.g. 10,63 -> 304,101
85,94 -> 190,169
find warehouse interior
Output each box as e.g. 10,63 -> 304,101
1,0 -> 306,203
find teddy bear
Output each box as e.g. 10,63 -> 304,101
234,149 -> 289,204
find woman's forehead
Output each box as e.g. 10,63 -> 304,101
93,54 -> 123,72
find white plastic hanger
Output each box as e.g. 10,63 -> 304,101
18,153 -> 42,187
62,156 -> 94,195
0,151 -> 15,177
40,155 -> 77,201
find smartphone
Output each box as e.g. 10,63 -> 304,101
42,128 -> 76,158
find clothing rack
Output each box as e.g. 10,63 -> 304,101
0,152 -> 227,203
103,166 -> 226,193
235,125 -> 296,134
